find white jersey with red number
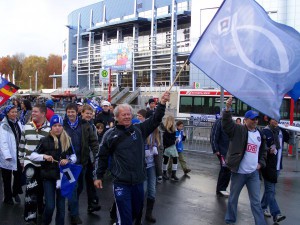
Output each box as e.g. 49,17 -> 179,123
238,130 -> 261,174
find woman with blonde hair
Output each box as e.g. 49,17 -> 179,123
162,115 -> 179,181
30,114 -> 76,225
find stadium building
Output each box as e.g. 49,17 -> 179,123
62,0 -> 300,93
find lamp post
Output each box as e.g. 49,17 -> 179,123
29,76 -> 32,92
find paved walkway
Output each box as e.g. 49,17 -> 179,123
0,152 -> 299,225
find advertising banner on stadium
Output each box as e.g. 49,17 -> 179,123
102,42 -> 132,71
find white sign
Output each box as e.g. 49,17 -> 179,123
100,69 -> 109,84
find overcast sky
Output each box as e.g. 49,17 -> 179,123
0,0 -> 100,58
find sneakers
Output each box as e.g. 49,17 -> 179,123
184,168 -> 191,175
156,176 -> 163,184
273,214 -> 286,223
13,195 -> 21,204
171,171 -> 179,181
218,190 -> 230,197
163,171 -> 169,180
263,209 -> 272,217
3,198 -> 14,205
70,215 -> 83,224
87,203 -> 101,213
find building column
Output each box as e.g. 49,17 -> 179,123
132,23 -> 139,91
76,13 -> 82,86
150,0 -> 157,91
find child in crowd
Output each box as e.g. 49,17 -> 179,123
162,115 -> 179,181
175,120 -> 191,175
96,122 -> 105,144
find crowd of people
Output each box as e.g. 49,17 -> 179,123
0,92 -> 193,225
0,93 -> 292,225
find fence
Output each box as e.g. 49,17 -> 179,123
54,105 -> 299,168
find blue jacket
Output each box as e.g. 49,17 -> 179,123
176,130 -> 186,153
210,118 -> 229,156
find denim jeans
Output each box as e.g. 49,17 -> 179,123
43,180 -> 66,225
144,166 -> 156,200
225,170 -> 266,225
261,171 -> 281,217
68,182 -> 79,217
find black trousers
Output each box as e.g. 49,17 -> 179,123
76,160 -> 98,205
216,155 -> 231,193
1,160 -> 23,201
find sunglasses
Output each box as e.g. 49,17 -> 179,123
250,118 -> 259,121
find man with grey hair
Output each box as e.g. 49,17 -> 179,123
94,91 -> 170,225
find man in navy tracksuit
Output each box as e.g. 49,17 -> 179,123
94,91 -> 170,225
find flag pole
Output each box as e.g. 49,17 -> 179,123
168,58 -> 189,92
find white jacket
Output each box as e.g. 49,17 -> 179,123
0,117 -> 22,171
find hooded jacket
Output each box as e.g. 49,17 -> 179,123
0,117 -> 22,170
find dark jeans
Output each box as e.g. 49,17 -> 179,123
1,160 -> 23,201
216,155 -> 231,193
76,162 -> 97,205
261,171 -> 281,218
84,160 -> 98,205
43,180 -> 65,225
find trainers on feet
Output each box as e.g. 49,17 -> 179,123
70,215 -> 83,224
87,204 -> 101,213
157,176 -> 163,183
184,169 -> 191,175
13,195 -> 21,204
273,214 -> 286,223
162,173 -> 169,180
219,190 -> 230,197
3,199 -> 14,205
263,209 -> 272,217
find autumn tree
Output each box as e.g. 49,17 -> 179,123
22,56 -> 47,90
1,54 -> 62,89
46,54 -> 62,89
0,56 -> 12,75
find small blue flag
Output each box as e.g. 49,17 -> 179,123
60,163 -> 82,199
189,0 -> 300,121
86,99 -> 102,114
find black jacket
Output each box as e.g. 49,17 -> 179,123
95,103 -> 166,185
222,111 -> 267,172
163,130 -> 176,148
210,118 -> 230,156
94,110 -> 115,133
261,126 -> 289,183
36,135 -> 74,180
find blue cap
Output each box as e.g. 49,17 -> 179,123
50,114 -> 63,127
244,110 -> 259,119
46,99 -> 54,108
4,105 -> 16,115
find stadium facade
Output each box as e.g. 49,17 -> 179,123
62,0 -> 300,90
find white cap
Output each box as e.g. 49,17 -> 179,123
76,102 -> 83,106
101,100 -> 111,106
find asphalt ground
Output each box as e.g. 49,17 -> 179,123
0,151 -> 299,225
